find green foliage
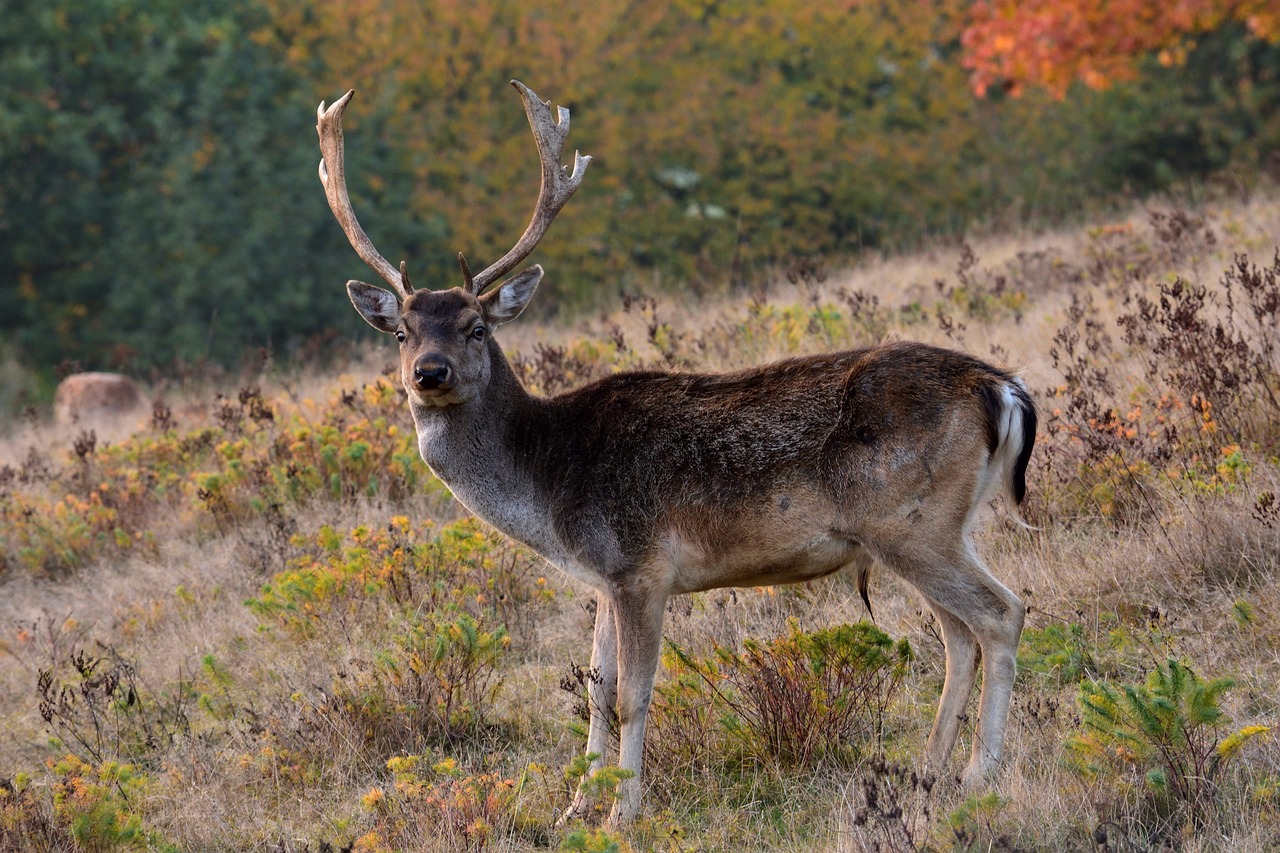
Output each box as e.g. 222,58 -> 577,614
0,0 -> 375,378
5,1 -> 1280,381
649,621 -> 911,777
0,755 -> 181,852
248,518 -> 522,746
247,517 -> 509,630
1068,658 -> 1270,827
0,379 -> 423,577
1017,622 -> 1097,685
362,609 -> 510,739
1017,614 -> 1162,686
943,792 -> 1018,852
558,753 -> 635,824
559,827 -> 626,853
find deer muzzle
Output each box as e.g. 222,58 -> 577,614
412,357 -> 453,393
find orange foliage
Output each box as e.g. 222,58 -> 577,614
963,0 -> 1280,97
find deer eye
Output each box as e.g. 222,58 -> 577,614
395,330 -> 406,343
470,325 -> 486,341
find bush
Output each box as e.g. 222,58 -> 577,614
0,756 -> 177,852
342,609 -> 510,745
648,621 -> 912,776
354,755 -> 521,853
1068,658 -> 1270,832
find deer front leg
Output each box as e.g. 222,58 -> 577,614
562,593 -> 619,823
608,586 -> 668,827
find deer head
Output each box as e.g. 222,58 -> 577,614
316,81 -> 590,407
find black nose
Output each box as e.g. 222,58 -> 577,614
414,362 -> 451,390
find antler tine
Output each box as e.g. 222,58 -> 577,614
468,80 -> 592,295
458,253 -> 475,293
317,91 -> 413,299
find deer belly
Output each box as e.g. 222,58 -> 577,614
668,531 -> 860,594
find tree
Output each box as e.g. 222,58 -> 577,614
0,0 -> 394,376
962,0 -> 1280,97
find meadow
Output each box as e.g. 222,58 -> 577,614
2,193 -> 1279,852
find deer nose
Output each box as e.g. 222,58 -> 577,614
413,359 -> 452,391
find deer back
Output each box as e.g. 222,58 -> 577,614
486,340 -> 1031,587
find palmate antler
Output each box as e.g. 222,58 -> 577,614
316,81 -> 591,300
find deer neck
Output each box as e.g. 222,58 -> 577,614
408,348 -> 561,555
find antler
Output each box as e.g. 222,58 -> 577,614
464,80 -> 592,295
317,90 -> 413,300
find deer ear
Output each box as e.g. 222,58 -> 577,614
481,265 -> 543,325
347,280 -> 401,333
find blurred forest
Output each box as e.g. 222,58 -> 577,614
3,0 -> 1279,396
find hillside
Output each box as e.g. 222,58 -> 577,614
1,194 -> 1279,851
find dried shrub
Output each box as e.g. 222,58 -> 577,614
35,642 -> 192,769
1038,236 -> 1280,534
847,757 -> 938,852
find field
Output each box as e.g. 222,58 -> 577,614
2,194 -> 1279,852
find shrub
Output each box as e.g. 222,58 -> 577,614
0,756 -> 179,852
1040,219 -> 1280,529
648,621 -> 912,775
246,518 -> 519,752
1068,658 -> 1270,832
36,642 -> 192,769
343,609 -> 510,745
354,755 -> 520,853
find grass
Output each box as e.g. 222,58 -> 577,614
2,192 -> 1279,851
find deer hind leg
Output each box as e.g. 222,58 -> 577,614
888,541 -> 1023,785
924,608 -> 979,770
562,592 -> 620,823
962,547 -> 1024,787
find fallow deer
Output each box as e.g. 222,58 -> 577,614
317,81 -> 1036,826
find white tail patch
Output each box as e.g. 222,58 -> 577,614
971,377 -> 1036,529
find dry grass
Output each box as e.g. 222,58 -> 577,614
2,193 -> 1279,851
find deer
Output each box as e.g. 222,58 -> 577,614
317,81 -> 1036,827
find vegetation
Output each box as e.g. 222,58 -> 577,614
5,0 -> 1280,393
3,191 -> 1279,849
3,2 -> 1280,849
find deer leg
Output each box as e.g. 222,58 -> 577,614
562,592 -> 619,823
607,587 -> 668,827
961,553 -> 1024,787
887,541 -> 1023,785
924,608 -> 979,771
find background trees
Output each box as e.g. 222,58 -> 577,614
0,0 -> 377,378
3,0 -> 1279,388
962,0 -> 1280,96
